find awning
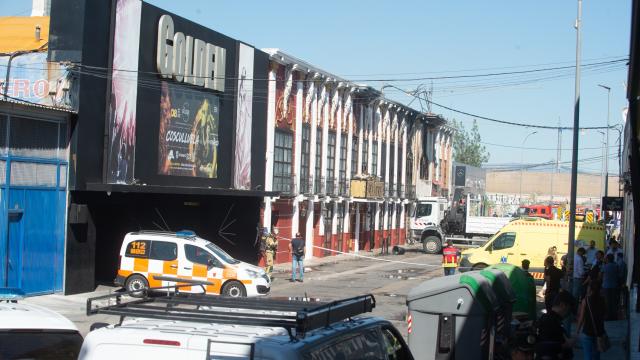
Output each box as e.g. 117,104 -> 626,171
86,183 -> 280,198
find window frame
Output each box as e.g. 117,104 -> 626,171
184,244 -> 220,268
273,129 -> 294,193
490,232 -> 517,251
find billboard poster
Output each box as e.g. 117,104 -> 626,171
158,82 -> 220,178
106,0 -> 141,184
233,43 -> 254,189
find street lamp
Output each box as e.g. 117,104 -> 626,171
520,130 -> 538,204
598,84 -> 611,198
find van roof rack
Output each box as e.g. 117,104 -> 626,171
86,285 -> 375,339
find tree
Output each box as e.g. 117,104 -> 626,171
451,119 -> 490,167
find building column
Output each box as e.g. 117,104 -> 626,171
377,106 -> 383,177
294,77 -> 303,193
343,201 -> 350,251
401,120 -> 407,196
385,110 -> 391,184
263,62 -> 278,228
334,87 -> 342,189
357,104 -> 364,174
374,203 -> 380,248
309,75 -> 318,192
331,201 -> 338,237
346,90 -> 353,183
321,83 -> 329,190
393,113 -> 399,195
354,203 -> 360,253
305,199 -> 314,258
291,199 -> 299,238
367,105 -> 374,174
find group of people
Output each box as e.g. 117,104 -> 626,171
536,239 -> 627,359
260,227 -> 306,283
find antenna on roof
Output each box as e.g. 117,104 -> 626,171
155,208 -> 171,231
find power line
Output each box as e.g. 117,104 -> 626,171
389,84 -> 617,131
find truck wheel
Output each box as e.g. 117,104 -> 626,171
422,236 -> 442,254
221,280 -> 247,297
125,274 -> 148,297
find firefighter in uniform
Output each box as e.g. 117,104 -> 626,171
442,240 -> 460,276
262,227 -> 278,280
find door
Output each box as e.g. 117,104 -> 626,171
4,209 -> 23,288
183,244 -> 222,294
484,232 -> 519,266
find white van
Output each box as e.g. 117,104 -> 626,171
0,299 -> 83,359
115,230 -> 270,297
79,292 -> 412,360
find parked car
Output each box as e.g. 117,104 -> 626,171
115,230 -> 270,297
80,291 -> 413,360
0,290 -> 83,360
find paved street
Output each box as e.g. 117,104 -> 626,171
23,244 -> 443,337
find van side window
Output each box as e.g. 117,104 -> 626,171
125,240 -> 150,258
184,244 -> 215,266
305,329 -> 384,360
492,232 -> 516,251
149,241 -> 177,261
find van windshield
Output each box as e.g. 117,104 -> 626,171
206,242 -> 240,264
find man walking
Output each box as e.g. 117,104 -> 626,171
442,240 -> 460,276
573,247 -> 586,300
261,227 -> 278,280
289,232 -> 305,283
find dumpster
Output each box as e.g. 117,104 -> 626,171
479,269 -> 517,357
407,272 -> 500,360
488,263 -> 536,321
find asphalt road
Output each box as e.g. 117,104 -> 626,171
23,244 -> 444,337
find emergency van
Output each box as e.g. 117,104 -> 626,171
458,218 -> 606,280
115,230 -> 270,297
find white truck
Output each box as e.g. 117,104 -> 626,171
409,194 -> 512,254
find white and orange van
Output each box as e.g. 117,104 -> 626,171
115,230 -> 270,297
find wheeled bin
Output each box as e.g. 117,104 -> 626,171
406,272 -> 500,360
488,263 -> 537,321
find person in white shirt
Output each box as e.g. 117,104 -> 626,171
573,247 -> 586,300
606,240 -> 622,258
585,241 -> 597,267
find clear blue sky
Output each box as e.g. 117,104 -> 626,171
2,0 -> 631,175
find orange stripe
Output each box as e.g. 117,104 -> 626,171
148,273 -> 162,287
163,260 -> 178,275
133,258 -> 148,272
206,278 -> 222,294
193,264 -> 207,278
240,279 -> 253,285
118,269 -> 132,278
223,267 -> 237,279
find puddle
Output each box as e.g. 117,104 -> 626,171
382,268 -> 431,280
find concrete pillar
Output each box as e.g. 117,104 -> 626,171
334,89 -> 342,187
309,77 -> 318,189
262,63 -> 277,229
385,111 -> 391,184
393,114 -> 399,194
346,91 -> 353,182
400,203 -> 405,229
401,121 -> 407,194
321,84 -> 329,187
332,201 -> 338,235
343,201 -> 350,236
291,199 -> 299,238
367,106 -> 373,174
319,202 -> 325,236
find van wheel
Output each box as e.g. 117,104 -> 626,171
422,236 -> 442,254
221,281 -> 246,297
125,274 -> 148,296
472,263 -> 488,271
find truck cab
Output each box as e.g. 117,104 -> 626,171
409,197 -> 447,241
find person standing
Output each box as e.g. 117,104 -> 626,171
544,256 -> 564,313
289,232 -> 305,283
261,227 -> 278,280
585,241 -> 597,268
602,254 -> 620,320
535,290 -> 576,359
573,247 -> 587,300
442,240 -> 460,276
576,281 -> 606,360
616,252 -> 628,309
521,259 -> 533,278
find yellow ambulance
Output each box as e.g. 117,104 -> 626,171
459,218 -> 606,280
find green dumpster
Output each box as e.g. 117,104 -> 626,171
407,272 -> 500,360
488,263 -> 536,321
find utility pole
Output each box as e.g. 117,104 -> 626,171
598,84 -> 611,202
567,0 -> 582,313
